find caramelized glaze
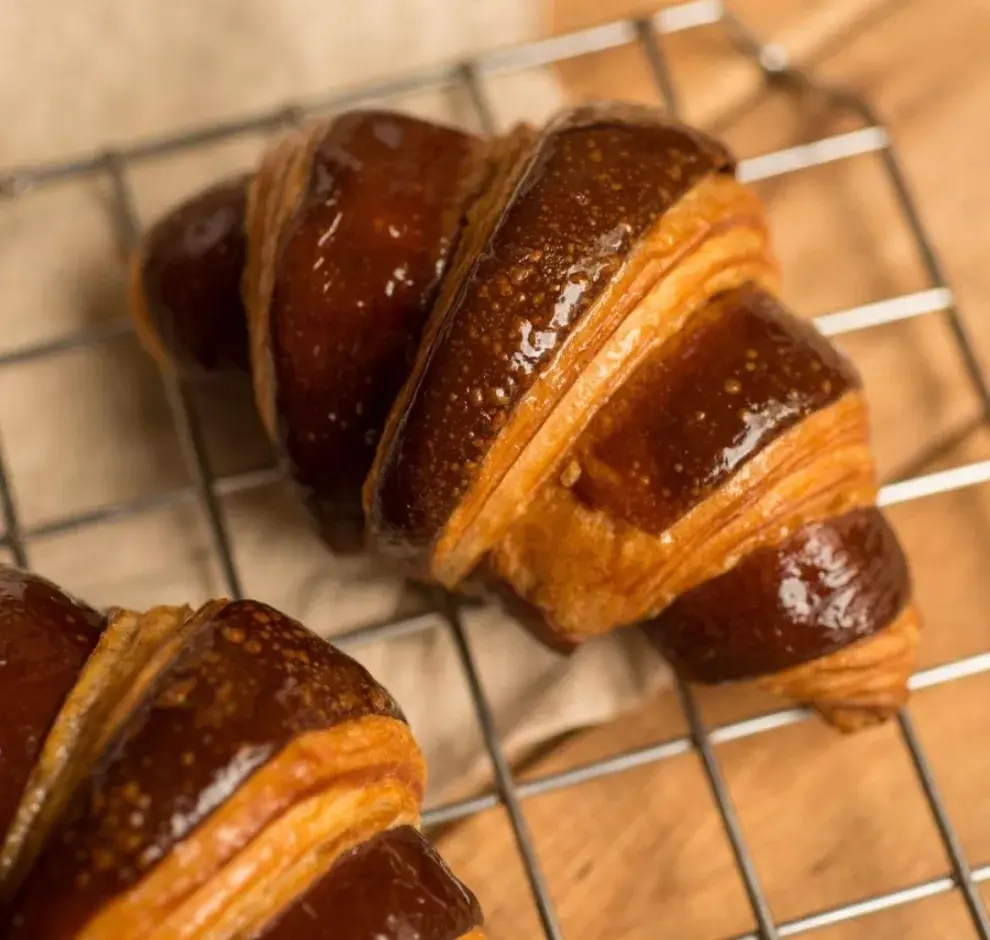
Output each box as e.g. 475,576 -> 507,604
574,283 -> 858,535
373,104 -> 732,547
0,567 -> 104,843
646,508 -> 910,681
269,111 -> 484,550
137,176 -> 249,373
259,826 -> 483,940
7,601 -> 403,938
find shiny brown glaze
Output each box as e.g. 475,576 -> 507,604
135,176 -> 250,373
259,825 -> 483,940
0,567 -> 104,844
269,111 -> 484,551
573,283 -> 859,534
7,600 -> 404,938
646,508 -> 911,681
370,103 -> 733,548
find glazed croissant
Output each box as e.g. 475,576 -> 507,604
131,103 -> 918,730
0,566 -> 484,940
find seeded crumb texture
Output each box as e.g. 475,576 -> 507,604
7,600 -> 404,937
573,283 -> 861,535
373,102 -> 733,547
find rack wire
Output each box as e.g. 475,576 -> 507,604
2,2 -> 989,936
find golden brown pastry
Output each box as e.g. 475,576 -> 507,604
365,102 -> 918,730
0,566 -> 484,940
243,110 -> 490,552
127,101 -> 918,730
130,176 -> 251,375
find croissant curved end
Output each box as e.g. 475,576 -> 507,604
759,605 -> 919,731
0,604 -> 196,906
129,176 -> 250,376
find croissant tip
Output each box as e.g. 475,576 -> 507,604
815,698 -> 907,734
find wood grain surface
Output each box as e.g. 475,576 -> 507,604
436,2 -> 990,937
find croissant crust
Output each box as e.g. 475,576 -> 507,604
244,111 -> 489,552
130,176 -> 250,375
369,103 -> 734,552
0,573 -> 484,940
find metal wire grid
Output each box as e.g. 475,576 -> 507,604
2,1 -> 990,936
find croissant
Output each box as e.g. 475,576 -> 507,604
130,102 -> 919,730
365,103 -> 918,730
0,566 -> 484,940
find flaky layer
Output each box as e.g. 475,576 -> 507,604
437,174 -> 777,587
9,718 -> 424,940
244,121 -> 320,440
246,112 -> 489,552
648,507 -> 910,681
0,605 -> 197,905
84,720 -> 422,940
365,123 -> 538,564
489,391 -> 874,639
368,104 -> 737,556
572,283 -> 861,535
759,605 -> 919,731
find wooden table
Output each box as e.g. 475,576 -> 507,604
437,2 -> 990,937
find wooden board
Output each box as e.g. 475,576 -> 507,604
436,2 -> 990,937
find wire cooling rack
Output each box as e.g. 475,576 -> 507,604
3,2 -> 990,937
